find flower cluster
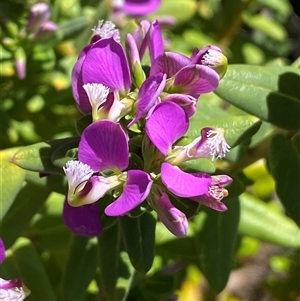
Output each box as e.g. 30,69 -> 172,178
63,19 -> 231,237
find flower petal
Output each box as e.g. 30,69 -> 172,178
147,20 -> 164,63
79,120 -> 129,172
161,162 -> 211,197
129,73 -> 166,126
82,38 -> 131,93
155,192 -> 188,237
146,101 -> 189,155
63,198 -> 102,236
71,45 -> 93,113
123,0 -> 161,16
190,196 -> 228,212
173,64 -> 220,98
150,52 -> 191,78
0,238 -> 5,264
162,93 -> 197,117
105,170 -> 153,216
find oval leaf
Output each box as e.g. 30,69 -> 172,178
12,137 -> 78,175
239,192 -> 300,247
215,65 -> 300,130
268,134 -> 300,226
0,148 -> 26,220
63,236 -> 98,301
2,237 -> 57,301
196,199 -> 240,293
119,211 -> 156,274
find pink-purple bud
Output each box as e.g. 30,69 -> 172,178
26,3 -> 51,33
33,21 -> 58,41
154,192 -> 188,237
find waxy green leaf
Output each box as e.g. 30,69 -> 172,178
63,236 -> 98,301
12,137 -> 78,175
196,199 -> 240,293
1,237 -> 57,301
215,65 -> 300,130
0,183 -> 50,248
119,212 -> 156,274
97,222 -> 121,301
268,134 -> 300,226
239,193 -> 300,247
0,148 -> 26,220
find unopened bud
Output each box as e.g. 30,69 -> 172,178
26,3 -> 51,33
34,21 -> 58,41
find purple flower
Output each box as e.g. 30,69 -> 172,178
151,51 -> 220,98
26,3 -> 51,33
149,48 -> 221,116
64,120 -> 153,218
113,0 -> 161,16
190,175 -> 232,211
146,101 -> 231,210
63,198 -> 102,236
132,19 -> 164,64
190,45 -> 228,79
168,127 -> 231,165
128,73 -> 166,126
151,191 -> 188,237
72,34 -> 130,114
145,101 -> 189,156
0,238 -> 5,264
0,278 -> 30,300
33,21 -> 58,41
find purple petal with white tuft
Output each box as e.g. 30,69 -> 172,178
82,38 -> 131,93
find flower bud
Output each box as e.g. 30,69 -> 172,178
152,192 -> 188,237
15,47 -> 26,79
26,3 -> 51,33
191,45 -> 228,79
33,21 -> 58,41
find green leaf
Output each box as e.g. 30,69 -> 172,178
196,199 -> 240,293
1,237 -> 57,301
63,236 -> 98,301
268,134 -> 300,226
215,65 -> 300,130
239,192 -> 300,247
0,183 -> 50,248
25,170 -> 66,195
242,13 -> 287,41
0,148 -> 26,220
119,212 -> 156,274
12,137 -> 78,174
51,137 -> 79,168
151,0 -> 197,23
56,16 -> 91,41
28,192 -> 71,251
97,222 -> 121,301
